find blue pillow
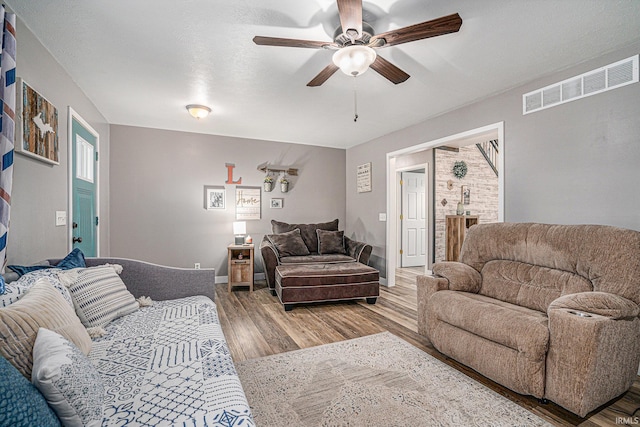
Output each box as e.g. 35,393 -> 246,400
0,275 -> 4,294
0,355 -> 61,427
55,248 -> 86,270
8,249 -> 86,278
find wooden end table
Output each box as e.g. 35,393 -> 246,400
227,243 -> 254,293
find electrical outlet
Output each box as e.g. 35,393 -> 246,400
194,263 -> 201,269
379,213 -> 387,222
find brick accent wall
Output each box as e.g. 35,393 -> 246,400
435,145 -> 498,262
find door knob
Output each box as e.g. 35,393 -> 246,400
73,237 -> 83,244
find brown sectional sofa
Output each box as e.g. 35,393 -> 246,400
417,222 -> 640,417
260,219 -> 373,294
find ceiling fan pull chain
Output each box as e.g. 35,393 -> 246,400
353,76 -> 358,122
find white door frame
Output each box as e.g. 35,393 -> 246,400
67,107 -> 100,255
385,122 -> 504,287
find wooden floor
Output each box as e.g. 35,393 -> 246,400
216,267 -> 640,427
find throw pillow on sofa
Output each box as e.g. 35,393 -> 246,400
316,229 -> 347,255
1,269 -> 75,309
62,265 -> 139,329
271,219 -> 339,253
0,279 -> 92,379
267,229 -> 311,257
32,328 -> 105,427
0,353 -> 61,427
7,248 -> 86,277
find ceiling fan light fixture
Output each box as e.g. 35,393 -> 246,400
186,104 -> 211,119
332,45 -> 377,77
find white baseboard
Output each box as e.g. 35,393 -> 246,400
215,273 -> 265,284
380,277 -> 390,287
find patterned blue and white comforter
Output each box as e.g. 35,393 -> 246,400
90,296 -> 255,427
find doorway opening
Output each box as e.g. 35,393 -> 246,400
386,122 -> 504,287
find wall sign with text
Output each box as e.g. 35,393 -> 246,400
235,186 -> 261,220
357,162 -> 372,193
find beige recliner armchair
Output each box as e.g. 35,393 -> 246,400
417,222 -> 640,417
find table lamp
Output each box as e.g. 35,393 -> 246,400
233,221 -> 246,245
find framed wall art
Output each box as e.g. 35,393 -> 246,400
235,186 -> 261,220
204,186 -> 225,210
15,78 -> 59,165
270,198 -> 283,209
462,186 -> 471,205
357,162 -> 371,193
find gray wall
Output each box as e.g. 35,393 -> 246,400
7,16 -> 110,265
346,42 -> 640,279
109,125 -> 346,277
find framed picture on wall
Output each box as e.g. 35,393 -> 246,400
462,185 -> 470,205
204,186 -> 225,210
15,78 -> 60,165
357,162 -> 372,193
270,198 -> 283,209
235,186 -> 261,220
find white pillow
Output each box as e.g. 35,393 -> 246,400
63,265 -> 139,328
32,328 -> 104,427
0,269 -> 73,308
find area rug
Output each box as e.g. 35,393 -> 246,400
235,332 -> 552,427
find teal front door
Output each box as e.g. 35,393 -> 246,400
70,111 -> 99,257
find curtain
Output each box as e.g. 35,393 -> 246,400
0,6 -> 16,271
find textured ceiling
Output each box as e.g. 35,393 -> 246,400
7,0 -> 640,149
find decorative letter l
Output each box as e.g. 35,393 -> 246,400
225,163 -> 242,184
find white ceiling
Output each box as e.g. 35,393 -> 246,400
7,0 -> 640,149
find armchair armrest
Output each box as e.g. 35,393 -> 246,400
549,291 -> 639,319
416,274 -> 449,337
432,261 -> 482,293
545,292 -> 640,416
260,236 -> 279,291
344,236 -> 372,265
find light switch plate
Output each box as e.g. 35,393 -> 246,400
55,211 -> 67,226
379,213 -> 387,222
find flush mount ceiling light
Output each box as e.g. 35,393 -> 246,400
186,104 -> 211,119
332,45 -> 377,77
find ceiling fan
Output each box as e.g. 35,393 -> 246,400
253,0 -> 462,87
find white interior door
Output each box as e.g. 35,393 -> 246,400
401,171 -> 426,267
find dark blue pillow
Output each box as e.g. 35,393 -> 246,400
8,249 -> 86,278
0,275 -> 4,295
55,248 -> 86,270
0,355 -> 61,427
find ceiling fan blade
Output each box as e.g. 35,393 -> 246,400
371,13 -> 462,47
370,55 -> 410,84
337,0 -> 363,38
307,63 -> 339,87
253,36 -> 336,49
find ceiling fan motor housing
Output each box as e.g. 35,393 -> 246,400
333,22 -> 375,47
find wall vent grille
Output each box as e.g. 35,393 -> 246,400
523,55 -> 638,115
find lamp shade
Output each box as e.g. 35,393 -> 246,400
332,45 -> 377,77
233,221 -> 246,235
